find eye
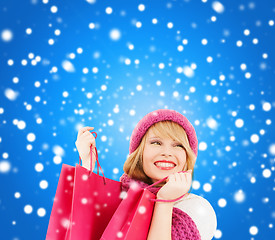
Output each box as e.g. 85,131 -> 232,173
151,141 -> 161,145
175,144 -> 184,148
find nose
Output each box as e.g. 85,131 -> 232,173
161,145 -> 172,157
161,153 -> 172,158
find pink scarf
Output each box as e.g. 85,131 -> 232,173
120,173 -> 201,240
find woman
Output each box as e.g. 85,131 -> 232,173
76,109 -> 217,240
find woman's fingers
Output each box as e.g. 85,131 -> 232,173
80,126 -> 94,133
175,172 -> 182,182
77,126 -> 94,138
179,172 -> 185,182
81,132 -> 96,148
158,171 -> 193,200
169,172 -> 183,182
84,130 -> 96,140
83,130 -> 95,138
75,127 -> 96,150
167,173 -> 176,182
174,172 -> 185,182
167,170 -> 193,185
178,170 -> 192,181
182,171 -> 191,183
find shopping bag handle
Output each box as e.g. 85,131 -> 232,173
145,170 -> 190,203
79,131 -> 106,184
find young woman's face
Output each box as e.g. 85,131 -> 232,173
142,128 -> 187,183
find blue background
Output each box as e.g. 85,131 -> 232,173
0,0 -> 274,239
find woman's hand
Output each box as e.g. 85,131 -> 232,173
156,170 -> 192,201
75,126 -> 96,171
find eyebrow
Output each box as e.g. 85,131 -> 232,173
149,136 -> 161,139
148,136 -> 180,143
148,136 -> 161,140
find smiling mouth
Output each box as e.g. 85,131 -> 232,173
154,161 -> 176,170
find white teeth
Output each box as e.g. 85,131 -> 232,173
155,162 -> 175,168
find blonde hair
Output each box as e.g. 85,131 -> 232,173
123,121 -> 197,186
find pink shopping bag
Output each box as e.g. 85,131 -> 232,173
46,163 -> 122,240
100,171 -> 188,240
46,137 -> 123,240
100,184 -> 156,240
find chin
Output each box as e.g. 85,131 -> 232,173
151,173 -> 169,183
154,169 -> 182,181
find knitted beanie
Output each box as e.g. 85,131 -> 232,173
129,109 -> 198,156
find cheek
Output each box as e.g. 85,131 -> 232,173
143,146 -> 154,159
179,152 -> 187,165
142,150 -> 150,166
142,149 -> 155,168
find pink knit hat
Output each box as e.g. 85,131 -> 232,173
129,109 -> 198,156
